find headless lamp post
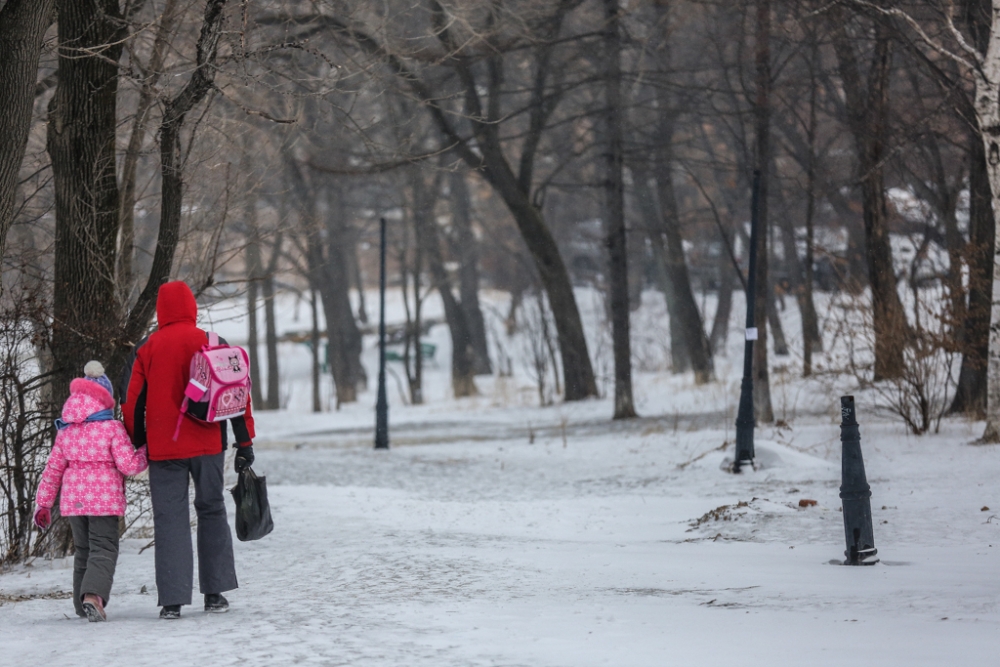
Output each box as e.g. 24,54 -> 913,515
733,170 -> 761,473
375,216 -> 389,450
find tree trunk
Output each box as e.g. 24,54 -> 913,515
413,168 -> 478,398
602,0 -> 636,419
803,46 -> 821,377
322,190 -> 364,406
246,220 -> 265,408
952,130 -> 994,416
351,242 -> 368,325
832,18 -> 906,380
263,232 -> 283,410
974,5 -> 1000,439
0,0 -> 54,278
648,6 -> 714,385
48,0 -> 125,402
310,287 -> 322,412
774,196 -> 821,358
752,0 -> 774,423
633,167 -> 689,373
710,269 -> 734,355
449,168 -> 492,375
116,0 -> 179,302
110,0 -> 230,381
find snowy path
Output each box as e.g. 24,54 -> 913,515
2,415 -> 999,666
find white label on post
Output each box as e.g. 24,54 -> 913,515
745,327 -> 758,341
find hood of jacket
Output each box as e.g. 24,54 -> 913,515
156,281 -> 198,328
62,378 -> 115,423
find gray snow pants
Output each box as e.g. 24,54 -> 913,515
68,516 -> 120,617
148,452 -> 238,607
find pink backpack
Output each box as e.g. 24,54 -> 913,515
173,332 -> 251,440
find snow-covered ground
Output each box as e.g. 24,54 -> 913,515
1,287 -> 998,665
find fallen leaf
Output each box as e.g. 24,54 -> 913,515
798,499 -> 817,507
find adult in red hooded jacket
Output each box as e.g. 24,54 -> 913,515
123,281 -> 256,619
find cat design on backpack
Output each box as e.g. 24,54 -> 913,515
173,332 -> 251,440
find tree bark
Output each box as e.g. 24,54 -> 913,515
246,216 -> 265,408
48,0 -> 125,401
413,168 -> 478,398
632,165 -> 688,373
710,269 -> 734,355
310,287 -> 322,412
263,232 -> 283,410
321,190 -> 364,406
0,0 -> 54,277
654,138 -> 715,384
752,0 -> 774,423
832,17 -> 907,380
973,1 -> 1000,440
951,130 -> 994,416
449,167 -> 492,375
648,4 -> 714,384
602,0 -> 636,419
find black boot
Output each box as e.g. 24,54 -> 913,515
159,605 -> 181,620
204,593 -> 229,613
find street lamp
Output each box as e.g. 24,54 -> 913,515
375,216 -> 389,450
733,170 -> 761,472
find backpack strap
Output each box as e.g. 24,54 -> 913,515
208,331 -> 220,347
172,396 -> 188,441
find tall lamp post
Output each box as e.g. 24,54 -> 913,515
733,171 -> 761,472
375,216 -> 389,450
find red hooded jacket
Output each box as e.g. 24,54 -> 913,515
123,281 -> 255,461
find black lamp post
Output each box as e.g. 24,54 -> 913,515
733,170 -> 761,472
375,216 -> 389,450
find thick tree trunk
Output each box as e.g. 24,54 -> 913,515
48,0 -> 125,402
602,0 -> 636,418
833,19 -> 907,380
476,157 -> 596,399
653,160 -> 714,383
952,131 -> 994,416
0,0 -> 54,275
648,6 -> 714,385
752,0 -> 774,423
974,5 -> 1000,439
449,168 -> 492,375
322,192 -> 364,406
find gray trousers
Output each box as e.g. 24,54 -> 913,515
148,452 -> 238,607
68,516 -> 120,616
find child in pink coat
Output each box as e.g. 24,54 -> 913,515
34,361 -> 148,622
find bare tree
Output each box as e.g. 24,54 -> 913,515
602,0 -> 637,418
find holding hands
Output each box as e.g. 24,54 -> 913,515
34,507 -> 51,530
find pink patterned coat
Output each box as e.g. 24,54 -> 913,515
35,379 -> 148,516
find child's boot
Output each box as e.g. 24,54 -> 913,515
82,594 -> 106,622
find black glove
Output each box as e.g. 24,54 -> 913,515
234,445 -> 255,472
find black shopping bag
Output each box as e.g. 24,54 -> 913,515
231,467 -> 274,541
